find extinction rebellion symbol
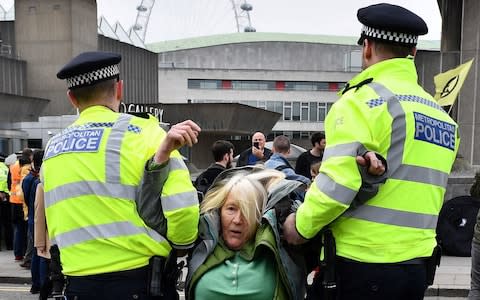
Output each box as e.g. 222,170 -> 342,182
440,75 -> 460,98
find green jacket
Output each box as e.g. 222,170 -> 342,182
187,179 -> 307,300
188,217 -> 289,300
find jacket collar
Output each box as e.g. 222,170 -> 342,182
341,57 -> 418,95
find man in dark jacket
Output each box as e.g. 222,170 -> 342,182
194,140 -> 234,200
295,132 -> 325,179
236,132 -> 272,167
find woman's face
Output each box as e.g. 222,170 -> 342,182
220,193 -> 252,250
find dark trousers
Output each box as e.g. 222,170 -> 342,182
0,199 -> 13,250
31,249 -> 49,288
336,258 -> 427,300
65,265 -> 155,300
11,203 -> 26,257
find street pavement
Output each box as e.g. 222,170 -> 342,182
0,249 -> 471,299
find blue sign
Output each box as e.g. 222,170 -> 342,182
45,129 -> 104,160
413,112 -> 455,150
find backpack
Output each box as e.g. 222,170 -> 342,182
436,196 -> 480,257
194,165 -> 225,202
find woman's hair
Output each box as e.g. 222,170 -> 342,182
201,168 -> 285,236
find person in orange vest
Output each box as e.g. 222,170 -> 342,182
9,148 -> 32,261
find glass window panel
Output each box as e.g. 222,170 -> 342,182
327,102 -> 334,113
187,79 -> 201,89
266,101 -> 275,112
274,101 -> 283,114
309,102 -> 317,121
301,102 -> 309,121
200,80 -> 220,89
284,102 -> 292,121
318,103 -> 327,121
349,51 -> 362,72
292,102 -> 301,121
316,82 -> 329,91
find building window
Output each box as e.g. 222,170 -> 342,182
292,102 -> 301,121
188,79 -> 346,91
318,103 -> 327,121
301,102 -> 309,121
348,51 -> 362,72
309,102 -> 317,121
284,102 -> 292,121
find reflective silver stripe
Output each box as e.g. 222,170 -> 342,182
393,165 -> 449,187
323,142 -> 367,161
343,205 -> 438,229
368,82 -> 405,171
367,82 -> 448,187
315,173 -> 357,205
105,114 -> 133,182
161,190 -> 198,211
44,181 -> 137,208
169,157 -> 189,171
52,221 -> 166,248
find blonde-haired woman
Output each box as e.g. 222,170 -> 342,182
186,167 -> 306,300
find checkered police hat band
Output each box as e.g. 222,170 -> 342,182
361,25 -> 418,45
66,64 -> 119,88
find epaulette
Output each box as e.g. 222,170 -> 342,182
341,78 -> 373,95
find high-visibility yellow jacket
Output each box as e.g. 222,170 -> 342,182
41,106 -> 199,276
0,162 -> 9,194
296,58 -> 459,263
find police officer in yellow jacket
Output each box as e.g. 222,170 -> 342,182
41,51 -> 201,300
283,3 -> 459,300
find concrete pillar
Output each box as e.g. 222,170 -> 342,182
438,0 -> 480,168
14,0 -> 98,116
458,0 -> 480,168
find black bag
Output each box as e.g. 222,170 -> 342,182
194,165 -> 225,202
436,195 -> 480,257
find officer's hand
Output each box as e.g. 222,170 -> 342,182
282,213 -> 307,245
356,151 -> 386,176
154,120 -> 201,164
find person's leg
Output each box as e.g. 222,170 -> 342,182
22,224 -> 34,266
38,256 -> 49,287
11,204 -> 24,259
30,250 -> 41,294
469,237 -> 480,299
3,201 -> 13,250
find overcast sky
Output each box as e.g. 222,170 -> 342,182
96,0 -> 442,44
0,0 -> 441,44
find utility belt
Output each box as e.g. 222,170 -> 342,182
309,230 -> 441,300
148,249 -> 185,300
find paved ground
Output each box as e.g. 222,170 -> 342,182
0,249 -> 471,298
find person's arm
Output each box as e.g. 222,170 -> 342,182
34,183 -> 47,252
137,120 -> 201,249
284,94 -> 383,244
21,175 -> 32,208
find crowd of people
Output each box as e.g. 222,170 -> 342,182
0,2 -> 473,300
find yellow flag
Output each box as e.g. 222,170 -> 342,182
434,58 -> 474,106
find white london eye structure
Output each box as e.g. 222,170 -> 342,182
98,0 -> 255,47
